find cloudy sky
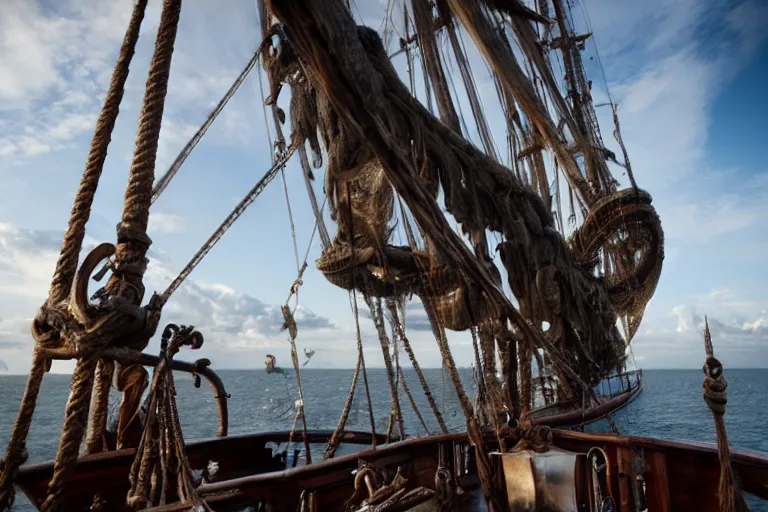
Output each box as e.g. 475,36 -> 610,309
0,0 -> 766,374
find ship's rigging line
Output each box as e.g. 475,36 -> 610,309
0,1 -> 672,509
159,141 -> 300,304
150,45 -> 266,203
255,31 -> 302,274
94,34 -> 275,282
290,1 -> 635,406
409,20 -> 587,395
96,30 -> 309,304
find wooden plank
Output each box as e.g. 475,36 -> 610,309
615,446 -> 634,512
643,451 -> 671,512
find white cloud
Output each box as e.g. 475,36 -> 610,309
0,1 -> 60,104
148,212 -> 186,234
0,222 -> 345,373
632,288 -> 768,368
46,113 -> 97,142
0,223 -> 60,301
0,0 -> 765,375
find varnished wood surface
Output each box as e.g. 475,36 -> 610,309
554,430 -> 768,508
16,430 -> 391,510
16,428 -> 768,511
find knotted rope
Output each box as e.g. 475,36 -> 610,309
0,1 -> 149,509
701,317 -> 748,512
127,324 -> 210,510
38,2 -> 182,510
281,264 -> 313,465
106,0 -> 181,305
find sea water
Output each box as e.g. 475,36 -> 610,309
1,369 -> 766,510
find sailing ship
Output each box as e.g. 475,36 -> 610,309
1,0 -> 766,511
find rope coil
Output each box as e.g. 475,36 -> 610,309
703,359 -> 728,417
701,317 -> 749,512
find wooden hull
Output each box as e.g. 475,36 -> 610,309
530,377 -> 643,428
16,427 -> 768,511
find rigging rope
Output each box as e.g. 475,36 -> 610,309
279,196 -> 328,464
0,3 -> 150,507
701,318 -> 749,512
127,324 -> 211,510
151,45 -> 266,202
366,296 -> 405,443
159,141 -> 300,303
390,309 -> 430,434
351,290 -> 378,447
254,30 -> 302,273
281,277 -> 312,465
388,298 -> 449,433
38,2 -> 184,508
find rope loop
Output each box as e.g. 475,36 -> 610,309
703,356 -> 728,416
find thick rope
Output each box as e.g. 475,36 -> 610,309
48,0 -> 148,304
85,359 -> 114,454
41,357 -> 100,512
39,3 -> 182,510
108,0 -> 182,305
0,3 -> 148,509
0,350 -> 46,510
701,318 -> 749,512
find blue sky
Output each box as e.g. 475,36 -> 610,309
0,0 -> 766,373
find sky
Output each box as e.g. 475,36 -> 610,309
0,0 -> 766,374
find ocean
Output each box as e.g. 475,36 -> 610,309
1,368 -> 766,510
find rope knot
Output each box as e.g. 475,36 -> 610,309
281,305 -> 298,340
703,357 -> 728,416
116,220 -> 153,248
31,302 -> 72,351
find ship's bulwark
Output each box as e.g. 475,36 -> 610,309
2,369 -> 766,509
